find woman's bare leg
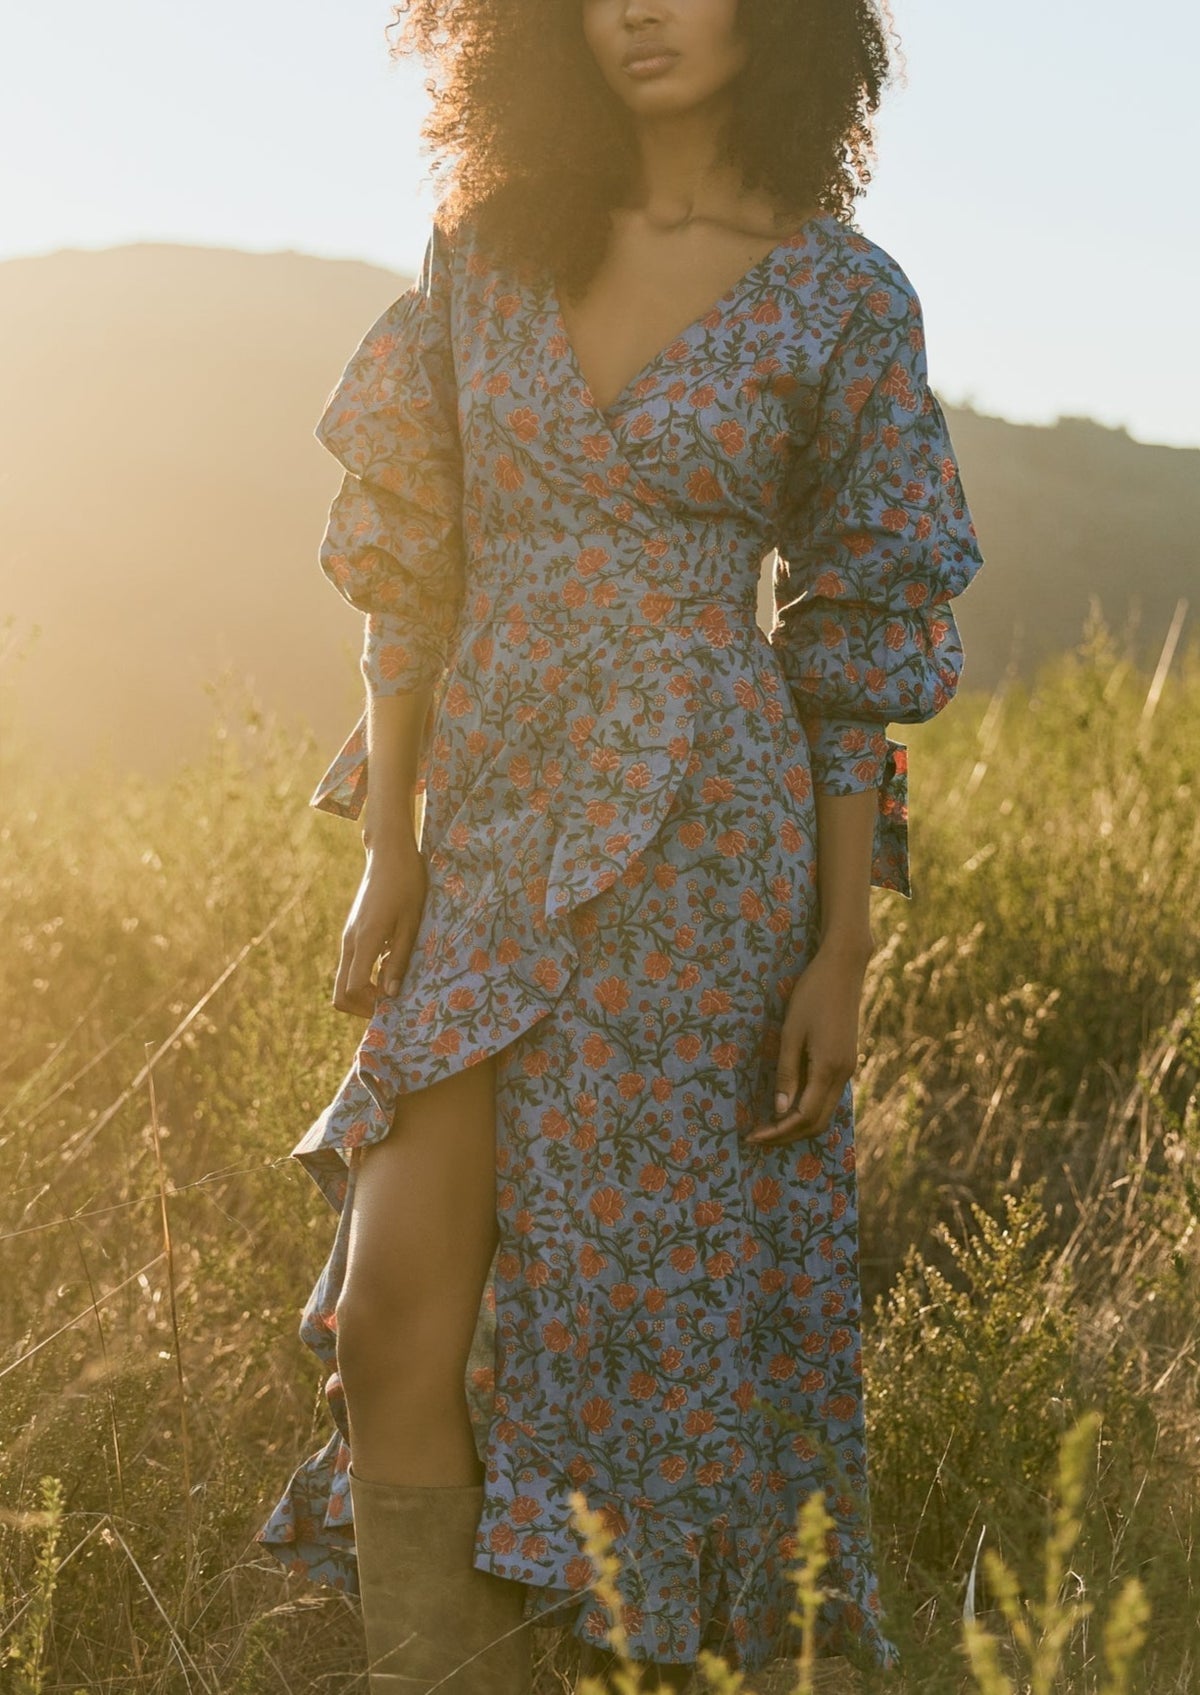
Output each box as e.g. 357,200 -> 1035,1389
335,1055 -> 499,1485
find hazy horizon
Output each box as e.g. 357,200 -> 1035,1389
3,0 -> 1197,451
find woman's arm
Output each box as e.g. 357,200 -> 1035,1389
313,217 -> 466,1015
813,785 -> 877,956
767,266 -> 985,905
361,688 -> 433,857
747,786 -> 877,1145
332,689 -> 434,1015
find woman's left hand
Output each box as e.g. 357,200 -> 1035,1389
745,937 -> 873,1146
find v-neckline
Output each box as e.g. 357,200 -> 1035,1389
547,210 -> 838,425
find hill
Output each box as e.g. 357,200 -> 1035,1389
0,242 -> 1195,776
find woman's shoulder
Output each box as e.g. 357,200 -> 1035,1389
395,205 -> 499,322
765,211 -> 926,373
810,213 -> 925,323
424,206 -> 517,313
428,203 -> 489,270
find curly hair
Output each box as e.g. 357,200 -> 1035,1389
387,0 -> 901,301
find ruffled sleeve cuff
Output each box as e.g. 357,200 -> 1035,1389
802,714 -> 891,795
307,695 -> 440,823
308,711 -> 369,819
362,609 -> 453,696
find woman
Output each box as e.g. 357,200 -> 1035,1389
257,1 -> 984,1691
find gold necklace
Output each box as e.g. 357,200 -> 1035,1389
633,202 -> 794,240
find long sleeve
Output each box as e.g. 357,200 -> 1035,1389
308,218 -> 466,818
768,266 -> 985,896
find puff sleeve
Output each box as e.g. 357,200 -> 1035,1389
308,218 -> 466,818
769,268 -> 985,897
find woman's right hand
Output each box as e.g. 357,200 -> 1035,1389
332,840 -> 428,1018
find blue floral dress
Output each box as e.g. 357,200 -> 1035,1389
255,207 -> 984,1672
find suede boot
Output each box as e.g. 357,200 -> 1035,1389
348,1464 -> 532,1695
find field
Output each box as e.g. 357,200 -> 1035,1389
2,609 -> 1197,1694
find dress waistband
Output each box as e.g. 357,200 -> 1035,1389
455,585 -> 765,635
463,522 -> 771,634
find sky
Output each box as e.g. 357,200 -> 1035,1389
2,0 -> 1196,448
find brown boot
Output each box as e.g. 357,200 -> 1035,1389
348,1465 -> 532,1694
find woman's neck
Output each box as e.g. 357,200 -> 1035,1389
623,102 -> 742,228
621,107 -> 797,239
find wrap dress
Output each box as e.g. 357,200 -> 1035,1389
256,206 -> 985,1672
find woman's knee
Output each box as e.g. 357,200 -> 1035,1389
333,1259 -> 439,1362
334,1266 -> 486,1396
334,1064 -> 500,1388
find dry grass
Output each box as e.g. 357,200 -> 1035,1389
1,608 -> 1196,1693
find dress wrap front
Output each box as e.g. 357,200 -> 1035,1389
255,209 -> 985,1671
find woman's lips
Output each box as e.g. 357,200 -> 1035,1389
622,52 -> 679,79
